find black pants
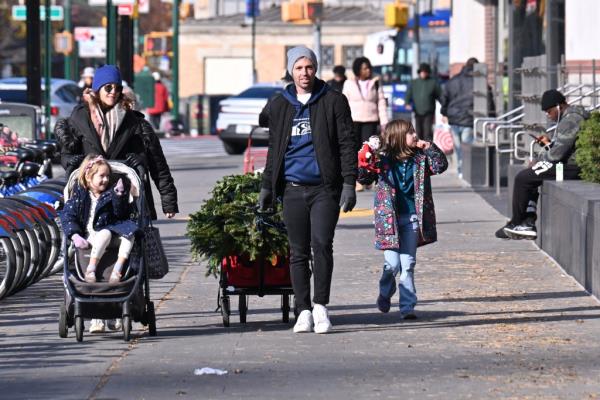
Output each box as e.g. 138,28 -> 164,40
414,113 -> 434,141
282,183 -> 340,312
511,161 -> 580,224
352,121 -> 379,151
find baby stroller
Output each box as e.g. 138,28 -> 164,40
58,161 -> 157,342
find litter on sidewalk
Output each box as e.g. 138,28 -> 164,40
194,367 -> 228,376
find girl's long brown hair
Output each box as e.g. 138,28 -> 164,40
380,119 -> 415,160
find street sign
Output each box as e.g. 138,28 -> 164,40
11,5 -> 64,21
118,4 -> 134,15
74,27 -> 107,58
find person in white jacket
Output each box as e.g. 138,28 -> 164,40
342,56 -> 389,190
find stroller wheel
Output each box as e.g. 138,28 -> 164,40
147,302 -> 157,337
58,304 -> 68,338
239,295 -> 247,323
75,316 -> 84,342
282,295 -> 290,323
220,295 -> 230,327
123,315 -> 132,341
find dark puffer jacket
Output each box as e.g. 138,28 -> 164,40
55,104 -> 178,220
440,65 -> 475,127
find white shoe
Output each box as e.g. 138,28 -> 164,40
293,310 -> 314,333
312,304 -> 332,334
89,319 -> 105,333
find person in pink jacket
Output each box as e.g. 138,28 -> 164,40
342,56 -> 389,190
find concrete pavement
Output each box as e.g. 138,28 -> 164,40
2,150 -> 600,399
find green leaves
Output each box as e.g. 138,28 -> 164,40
576,112 -> 600,184
186,173 -> 288,277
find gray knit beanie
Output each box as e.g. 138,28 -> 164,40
286,46 -> 318,75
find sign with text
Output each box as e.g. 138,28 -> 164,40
74,27 -> 106,58
11,5 -> 64,21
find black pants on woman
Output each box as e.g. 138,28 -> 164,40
282,183 -> 340,313
352,121 -> 379,151
414,113 -> 434,141
511,161 -> 580,224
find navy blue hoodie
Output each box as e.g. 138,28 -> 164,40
282,80 -> 329,184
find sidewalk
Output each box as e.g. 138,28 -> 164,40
2,167 -> 600,399
97,171 -> 600,399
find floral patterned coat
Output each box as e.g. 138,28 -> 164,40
372,143 -> 448,250
60,182 -> 139,240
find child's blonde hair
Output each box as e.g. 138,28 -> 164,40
380,119 -> 416,160
77,154 -> 111,189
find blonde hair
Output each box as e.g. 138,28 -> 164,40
380,119 -> 416,161
77,154 -> 111,189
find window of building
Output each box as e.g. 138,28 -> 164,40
321,45 -> 334,68
342,46 -> 363,69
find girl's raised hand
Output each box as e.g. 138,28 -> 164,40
415,140 -> 431,150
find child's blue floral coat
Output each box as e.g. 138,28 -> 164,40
60,182 -> 139,240
372,143 -> 448,249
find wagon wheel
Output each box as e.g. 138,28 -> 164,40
75,316 -> 84,342
221,295 -> 230,327
281,295 -> 290,323
58,303 -> 68,338
238,295 -> 248,323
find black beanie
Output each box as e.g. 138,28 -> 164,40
541,89 -> 566,111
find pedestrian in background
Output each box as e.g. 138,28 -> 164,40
405,63 -> 441,141
343,56 -> 389,191
327,65 -> 347,92
146,72 -> 170,131
361,119 -> 447,319
259,46 -> 356,334
440,57 -> 495,178
78,67 -> 95,90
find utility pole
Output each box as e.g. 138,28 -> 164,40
313,18 -> 321,76
44,0 -> 52,137
172,0 -> 180,119
245,0 -> 258,84
120,15 -> 134,86
411,0 -> 420,78
26,0 -> 42,107
64,0 -> 73,80
106,0 -> 117,65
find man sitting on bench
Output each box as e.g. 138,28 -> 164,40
497,89 -> 590,240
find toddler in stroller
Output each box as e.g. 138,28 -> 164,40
58,155 -> 156,340
60,155 -> 139,284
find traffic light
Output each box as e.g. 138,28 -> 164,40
281,0 -> 323,24
384,2 -> 409,28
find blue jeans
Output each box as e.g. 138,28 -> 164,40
379,214 -> 419,314
450,125 -> 473,175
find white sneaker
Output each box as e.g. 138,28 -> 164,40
293,310 -> 314,333
89,319 -> 105,333
106,319 -> 122,331
312,304 -> 332,334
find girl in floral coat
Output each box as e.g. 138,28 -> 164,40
360,119 -> 448,319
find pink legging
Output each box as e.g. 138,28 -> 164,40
88,229 -> 134,260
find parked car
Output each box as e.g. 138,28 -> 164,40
0,78 -> 82,135
216,83 -> 284,154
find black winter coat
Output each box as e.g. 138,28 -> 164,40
260,79 -> 356,199
55,104 -> 178,220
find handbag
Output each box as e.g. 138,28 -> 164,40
433,124 -> 454,155
144,222 -> 169,279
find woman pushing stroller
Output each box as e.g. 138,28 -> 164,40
60,155 -> 139,284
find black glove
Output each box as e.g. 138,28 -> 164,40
339,183 -> 356,213
125,153 -> 146,169
258,188 -> 272,211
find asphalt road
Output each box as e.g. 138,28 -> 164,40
2,138 -> 600,400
